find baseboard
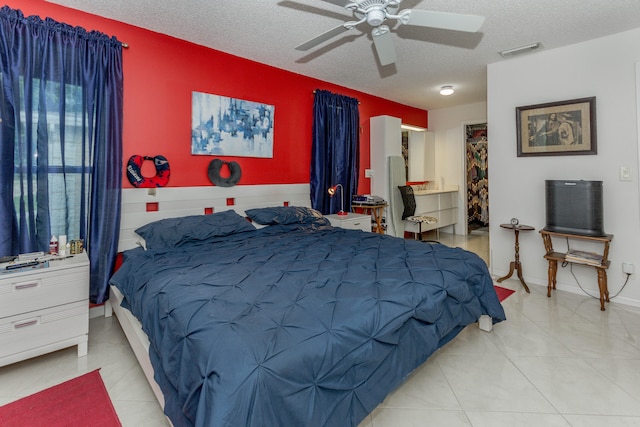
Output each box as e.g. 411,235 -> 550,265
89,304 -> 105,318
493,273 -> 640,309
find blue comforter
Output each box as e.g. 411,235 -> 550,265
110,222 -> 505,427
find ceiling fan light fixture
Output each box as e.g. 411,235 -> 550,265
440,85 -> 454,96
499,42 -> 543,58
366,9 -> 386,26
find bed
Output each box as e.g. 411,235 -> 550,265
108,185 -> 505,427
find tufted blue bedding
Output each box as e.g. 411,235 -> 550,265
110,218 -> 505,427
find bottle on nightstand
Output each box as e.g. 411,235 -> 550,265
49,235 -> 58,255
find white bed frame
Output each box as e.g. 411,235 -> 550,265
105,182 -> 492,414
116,184 -> 312,252
106,184 -> 312,407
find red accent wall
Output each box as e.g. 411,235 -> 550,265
8,0 -> 428,194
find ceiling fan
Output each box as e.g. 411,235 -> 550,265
295,0 -> 485,66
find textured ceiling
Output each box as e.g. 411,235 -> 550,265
45,0 -> 640,110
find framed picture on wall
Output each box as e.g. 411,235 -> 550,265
516,97 -> 596,157
191,91 -> 275,158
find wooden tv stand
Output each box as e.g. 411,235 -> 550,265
539,229 -> 613,311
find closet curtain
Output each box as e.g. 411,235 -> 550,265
0,6 -> 123,304
467,140 -> 489,225
310,90 -> 360,214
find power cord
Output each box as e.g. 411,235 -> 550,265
561,236 -> 631,301
566,262 -> 631,300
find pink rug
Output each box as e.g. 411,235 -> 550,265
0,369 -> 121,427
494,285 -> 515,302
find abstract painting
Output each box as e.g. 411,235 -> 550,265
192,91 -> 274,158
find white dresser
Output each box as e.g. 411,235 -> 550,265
326,213 -> 371,232
0,251 -> 89,367
412,189 -> 459,232
401,188 -> 459,239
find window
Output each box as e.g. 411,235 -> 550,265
0,5 -> 123,303
12,78 -> 91,241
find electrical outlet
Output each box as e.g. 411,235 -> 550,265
623,261 -> 634,275
365,169 -> 373,178
620,166 -> 632,182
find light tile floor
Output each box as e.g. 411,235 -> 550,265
0,313 -> 169,426
3,232 -> 640,426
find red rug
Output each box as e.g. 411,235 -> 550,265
494,285 -> 515,302
0,369 -> 121,427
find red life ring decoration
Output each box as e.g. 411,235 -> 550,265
126,155 -> 170,188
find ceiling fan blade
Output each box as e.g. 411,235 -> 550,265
295,25 -> 350,51
403,10 -> 485,32
319,0 -> 350,6
372,26 -> 396,66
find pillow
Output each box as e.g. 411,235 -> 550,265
397,185 -> 416,220
135,209 -> 255,250
245,206 -> 329,226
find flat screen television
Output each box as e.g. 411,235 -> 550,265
544,180 -> 605,236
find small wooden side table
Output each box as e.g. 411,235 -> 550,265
496,223 -> 535,293
540,229 -> 613,311
351,202 -> 387,234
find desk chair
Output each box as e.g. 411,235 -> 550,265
397,185 -> 439,242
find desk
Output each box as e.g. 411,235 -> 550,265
540,229 -> 613,311
351,202 -> 387,234
497,223 -> 535,292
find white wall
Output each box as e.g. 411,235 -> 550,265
428,102 -> 487,234
487,28 -> 640,307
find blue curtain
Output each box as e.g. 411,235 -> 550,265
310,90 -> 360,214
0,6 -> 123,304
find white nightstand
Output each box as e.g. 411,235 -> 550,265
0,251 -> 90,367
326,212 -> 371,232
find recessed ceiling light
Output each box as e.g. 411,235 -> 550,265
440,86 -> 454,96
499,42 -> 543,58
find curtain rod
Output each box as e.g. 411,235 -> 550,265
121,42 -> 129,49
312,90 -> 360,104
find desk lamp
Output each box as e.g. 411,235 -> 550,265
327,184 -> 347,216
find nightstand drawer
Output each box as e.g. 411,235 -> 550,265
338,218 -> 370,231
0,269 -> 89,319
326,213 -> 371,232
0,300 -> 88,360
